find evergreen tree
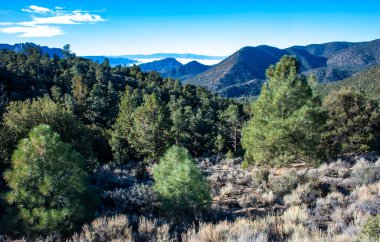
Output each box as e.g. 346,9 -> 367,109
110,86 -> 142,162
152,146 -> 211,222
321,87 -> 380,158
3,125 -> 98,238
219,104 -> 244,153
0,97 -> 94,166
242,56 -> 326,167
129,93 -> 170,160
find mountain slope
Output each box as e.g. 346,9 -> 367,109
326,39 -> 380,72
139,58 -> 183,73
184,46 -> 288,91
318,64 -> 380,101
162,61 -> 211,80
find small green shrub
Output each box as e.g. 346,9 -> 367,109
152,146 -> 211,222
362,215 -> 380,239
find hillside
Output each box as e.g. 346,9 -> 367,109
184,46 -> 288,92
139,57 -> 183,73
162,61 -> 211,80
318,64 -> 380,101
184,39 -> 380,97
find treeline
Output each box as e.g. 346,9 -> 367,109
1,45 -> 380,239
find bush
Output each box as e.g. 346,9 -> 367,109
284,182 -> 322,207
152,146 -> 211,222
269,170 -> 300,197
362,215 -> 380,240
77,215 -> 133,242
251,168 -> 270,188
314,192 -> 346,225
351,159 -> 380,186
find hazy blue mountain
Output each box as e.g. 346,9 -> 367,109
0,43 -> 63,57
121,53 -> 225,60
139,58 -> 183,73
162,61 -> 211,80
83,56 -> 138,66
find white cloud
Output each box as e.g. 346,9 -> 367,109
22,5 -> 51,14
0,25 -> 63,37
20,12 -> 104,26
1,5 -> 105,37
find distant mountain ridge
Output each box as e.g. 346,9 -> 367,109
0,43 -> 63,58
83,56 -> 138,66
162,61 -> 211,80
121,53 -> 225,60
184,39 -> 380,97
139,58 -> 183,73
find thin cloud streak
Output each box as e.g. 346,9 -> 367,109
0,25 -> 63,37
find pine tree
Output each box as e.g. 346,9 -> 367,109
110,86 -> 142,163
3,125 -> 97,237
152,146 -> 211,222
242,56 -> 326,167
321,87 -> 380,158
219,104 -> 243,153
129,93 -> 170,160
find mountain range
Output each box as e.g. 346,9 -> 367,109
183,39 -> 380,97
139,58 -> 212,80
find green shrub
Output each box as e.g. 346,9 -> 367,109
362,215 -> 380,239
152,146 -> 211,222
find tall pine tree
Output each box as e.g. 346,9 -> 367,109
242,56 -> 325,167
129,93 -> 170,160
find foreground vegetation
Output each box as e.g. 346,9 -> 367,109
0,45 -> 380,241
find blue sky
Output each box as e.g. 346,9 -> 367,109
0,0 -> 379,56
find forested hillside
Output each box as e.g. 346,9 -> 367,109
318,64 -> 380,101
0,46 -> 380,241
